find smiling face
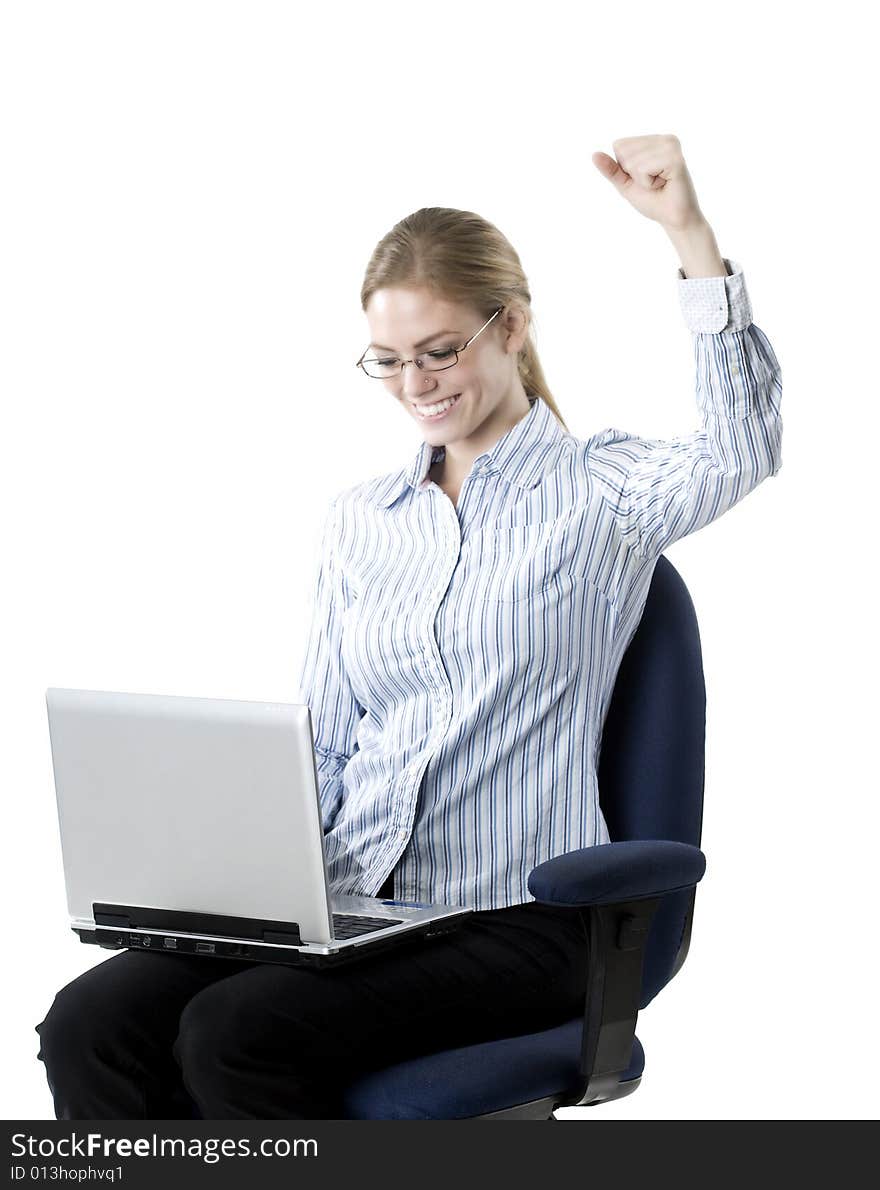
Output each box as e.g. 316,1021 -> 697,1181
364,286 -> 533,459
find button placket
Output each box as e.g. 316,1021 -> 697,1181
390,515 -> 456,888
421,519 -> 456,731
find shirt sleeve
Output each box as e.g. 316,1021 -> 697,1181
587,258 -> 783,562
294,493 -> 365,832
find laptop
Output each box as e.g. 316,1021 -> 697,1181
44,687 -> 473,968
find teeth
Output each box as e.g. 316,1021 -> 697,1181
414,394 -> 460,417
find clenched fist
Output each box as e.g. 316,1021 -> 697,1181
592,135 -> 705,233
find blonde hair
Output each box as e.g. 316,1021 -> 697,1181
359,206 -> 569,433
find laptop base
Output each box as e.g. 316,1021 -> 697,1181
73,916 -> 466,969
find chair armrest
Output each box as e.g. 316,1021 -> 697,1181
527,841 -> 706,1108
528,840 -> 706,907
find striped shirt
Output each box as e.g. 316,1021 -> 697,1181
295,257 -> 783,910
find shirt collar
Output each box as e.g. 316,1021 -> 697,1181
374,396 -> 570,509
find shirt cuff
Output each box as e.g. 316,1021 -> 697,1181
677,257 -> 753,333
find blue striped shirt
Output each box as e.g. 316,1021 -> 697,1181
295,257 -> 783,910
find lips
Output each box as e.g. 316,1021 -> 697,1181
410,394 -> 462,422
411,393 -> 461,409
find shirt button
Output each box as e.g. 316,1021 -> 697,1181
398,829 -> 407,839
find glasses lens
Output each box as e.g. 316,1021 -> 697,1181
362,347 -> 458,378
420,347 -> 459,371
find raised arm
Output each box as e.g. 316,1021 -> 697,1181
587,258 -> 783,560
588,134 -> 783,560
294,494 -> 365,831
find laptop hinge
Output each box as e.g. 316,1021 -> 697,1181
94,910 -> 131,929
262,930 -> 304,946
93,902 -> 303,945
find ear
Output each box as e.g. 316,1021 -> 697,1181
503,303 -> 530,353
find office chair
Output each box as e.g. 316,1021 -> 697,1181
338,553 -> 708,1119
174,553 -> 706,1121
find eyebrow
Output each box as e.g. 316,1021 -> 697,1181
369,329 -> 460,352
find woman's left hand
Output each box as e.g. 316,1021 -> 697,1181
592,134 -> 706,232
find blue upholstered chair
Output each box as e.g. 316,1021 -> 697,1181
338,553 -> 708,1119
172,553 -> 706,1121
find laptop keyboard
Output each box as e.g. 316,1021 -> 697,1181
331,912 -> 404,939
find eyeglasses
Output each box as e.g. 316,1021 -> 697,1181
356,306 -> 504,379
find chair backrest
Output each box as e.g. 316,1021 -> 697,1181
597,555 -> 706,1008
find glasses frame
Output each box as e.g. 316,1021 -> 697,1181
355,306 -> 505,379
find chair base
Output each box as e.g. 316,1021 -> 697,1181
564,1074 -> 642,1109
477,1095 -> 561,1120
475,1076 -> 642,1119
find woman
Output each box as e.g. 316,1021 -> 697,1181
34,134 -> 783,1119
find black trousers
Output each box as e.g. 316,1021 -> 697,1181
34,875 -> 589,1119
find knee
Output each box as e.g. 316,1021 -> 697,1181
35,964 -> 134,1076
35,982 -> 99,1074
172,987 -> 253,1098
173,982 -> 322,1100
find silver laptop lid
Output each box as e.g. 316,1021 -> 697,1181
45,688 -> 336,944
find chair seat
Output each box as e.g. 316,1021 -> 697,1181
339,1017 -> 645,1119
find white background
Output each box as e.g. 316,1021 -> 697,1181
2,0 -> 876,1121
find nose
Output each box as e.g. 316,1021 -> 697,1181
401,363 -> 439,401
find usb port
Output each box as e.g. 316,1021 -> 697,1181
163,938 -> 177,949
195,942 -> 215,954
